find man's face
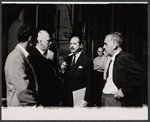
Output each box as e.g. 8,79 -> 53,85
97,48 -> 103,57
39,31 -> 51,51
70,37 -> 81,54
103,35 -> 115,57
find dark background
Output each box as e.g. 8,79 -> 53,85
2,3 -> 148,105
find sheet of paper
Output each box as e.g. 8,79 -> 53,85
73,87 -> 86,107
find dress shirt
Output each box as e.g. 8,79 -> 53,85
103,57 -> 111,80
93,55 -> 108,72
103,48 -> 122,94
35,46 -> 45,55
72,51 -> 82,64
17,44 -> 29,57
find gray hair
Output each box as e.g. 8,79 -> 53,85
106,32 -> 124,47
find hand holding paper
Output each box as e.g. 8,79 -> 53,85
80,100 -> 88,108
73,87 -> 86,107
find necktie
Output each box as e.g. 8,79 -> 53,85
71,54 -> 76,67
106,59 -> 112,79
43,51 -> 47,59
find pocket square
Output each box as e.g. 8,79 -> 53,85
78,66 -> 83,68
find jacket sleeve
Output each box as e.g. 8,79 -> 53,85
84,59 -> 93,102
6,54 -> 37,106
121,53 -> 147,95
6,55 -> 29,95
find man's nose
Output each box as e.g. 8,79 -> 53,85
49,42 -> 52,46
103,45 -> 105,49
70,44 -> 73,47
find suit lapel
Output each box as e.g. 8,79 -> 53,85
16,46 -> 38,93
69,53 -> 84,77
113,51 -> 123,83
34,47 -> 45,58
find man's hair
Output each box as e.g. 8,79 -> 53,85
30,29 -> 50,47
106,32 -> 124,47
71,35 -> 83,44
17,24 -> 34,42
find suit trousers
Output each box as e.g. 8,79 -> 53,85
92,71 -> 104,106
101,93 -> 121,107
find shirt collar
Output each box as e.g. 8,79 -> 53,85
17,44 -> 29,57
111,48 -> 122,61
74,51 -> 82,59
35,46 -> 45,55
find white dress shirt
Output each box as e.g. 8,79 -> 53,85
35,46 -> 45,55
72,51 -> 82,64
103,49 -> 122,94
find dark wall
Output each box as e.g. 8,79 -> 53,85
2,4 -> 147,99
73,4 -> 147,69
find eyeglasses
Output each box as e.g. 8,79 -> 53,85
47,39 -> 52,42
97,51 -> 103,52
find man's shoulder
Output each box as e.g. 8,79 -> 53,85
81,53 -> 92,62
8,47 -> 23,58
29,46 -> 37,53
116,51 -> 134,61
93,56 -> 99,60
29,47 -> 41,56
101,55 -> 107,59
6,48 -> 24,64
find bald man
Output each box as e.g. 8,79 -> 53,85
28,30 -> 59,107
92,47 -> 108,106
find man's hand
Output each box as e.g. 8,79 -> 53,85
80,100 -> 88,108
60,61 -> 67,73
114,88 -> 124,99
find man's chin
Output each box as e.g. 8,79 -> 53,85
70,50 -> 74,53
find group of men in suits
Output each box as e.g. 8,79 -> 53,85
4,23 -> 147,107
28,30 -> 60,107
5,24 -> 59,107
60,32 -> 147,107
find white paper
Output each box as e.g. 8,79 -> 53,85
73,87 -> 86,107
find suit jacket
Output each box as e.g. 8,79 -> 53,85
62,52 -> 93,106
112,51 -> 147,107
4,46 -> 38,107
29,47 -> 58,106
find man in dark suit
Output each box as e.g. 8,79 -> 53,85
4,24 -> 38,107
29,30 -> 59,107
102,32 -> 147,107
61,36 -> 93,107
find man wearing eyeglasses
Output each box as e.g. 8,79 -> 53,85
28,30 -> 59,107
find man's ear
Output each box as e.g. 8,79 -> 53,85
37,36 -> 42,44
80,44 -> 83,49
113,42 -> 118,50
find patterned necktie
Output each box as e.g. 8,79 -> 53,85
106,59 -> 112,79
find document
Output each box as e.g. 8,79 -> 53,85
73,87 -> 86,107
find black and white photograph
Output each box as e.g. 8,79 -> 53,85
1,1 -> 148,120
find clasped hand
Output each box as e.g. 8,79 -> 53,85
80,100 -> 88,108
114,88 -> 124,99
60,61 -> 67,73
